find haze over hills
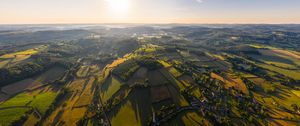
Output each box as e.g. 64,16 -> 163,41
0,24 -> 300,126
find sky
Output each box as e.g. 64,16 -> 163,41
0,0 -> 300,24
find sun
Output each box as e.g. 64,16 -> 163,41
106,0 -> 131,15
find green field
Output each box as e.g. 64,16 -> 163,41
109,88 -> 151,126
0,92 -> 57,114
258,63 -> 300,80
112,59 -> 140,81
166,110 -> 207,126
101,76 -> 123,103
0,108 -> 30,126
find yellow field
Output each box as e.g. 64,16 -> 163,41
0,45 -> 47,59
100,76 -> 123,103
168,67 -> 182,78
258,63 -> 300,80
211,73 -> 248,94
110,101 -> 142,126
291,90 -> 300,98
159,60 -> 172,67
0,45 -> 47,67
74,77 -> 95,107
206,52 -> 225,60
272,49 -> 300,59
0,60 -> 10,68
76,66 -> 90,77
166,110 -> 211,126
23,113 -> 39,126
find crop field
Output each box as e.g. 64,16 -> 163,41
271,85 -> 300,110
1,66 -> 66,96
23,113 -> 39,126
255,49 -> 300,68
0,91 -> 57,114
211,73 -> 248,94
100,75 -> 123,103
158,60 -> 172,67
291,90 -> 300,97
76,65 -> 90,78
112,59 -> 140,81
190,87 -> 202,98
211,73 -> 235,88
271,49 -> 300,59
179,51 -> 200,62
249,51 -> 299,69
110,101 -> 141,126
167,67 -> 182,78
206,52 -> 225,61
1,79 -> 42,95
166,84 -> 189,107
150,86 -> 171,103
62,107 -> 87,125
178,75 -> 194,87
74,77 -> 95,107
109,88 -> 151,126
160,69 -> 186,91
0,108 -> 31,126
258,63 -> 300,80
166,110 -> 210,126
68,78 -> 89,91
127,67 -> 148,86
247,77 -> 276,94
0,45 -> 47,67
0,59 -> 11,68
147,70 -> 169,86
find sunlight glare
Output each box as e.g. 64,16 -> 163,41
106,0 -> 131,15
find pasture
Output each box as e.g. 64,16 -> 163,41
76,65 -> 90,78
0,45 -> 47,67
0,108 -> 30,126
100,75 -> 123,103
1,66 -> 66,96
109,88 -> 151,126
167,67 -> 182,78
0,91 -> 57,115
112,59 -> 140,81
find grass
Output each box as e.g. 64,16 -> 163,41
0,49 -> 38,59
258,63 -> 300,80
76,66 -> 89,77
109,88 -> 151,126
166,110 -> 210,126
168,67 -> 182,78
29,92 -> 57,114
74,78 -> 95,107
291,90 -> 300,98
2,66 -> 66,95
0,108 -> 30,126
0,45 -> 47,67
211,73 -> 249,94
110,101 -> 142,126
147,70 -> 169,86
206,52 -> 225,60
158,60 -> 172,67
0,60 -> 10,68
0,93 -> 33,107
101,76 -> 123,103
112,59 -> 140,81
23,113 -> 39,126
160,69 -> 186,91
0,92 -> 57,115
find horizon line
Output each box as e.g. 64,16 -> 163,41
1,22 -> 300,26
